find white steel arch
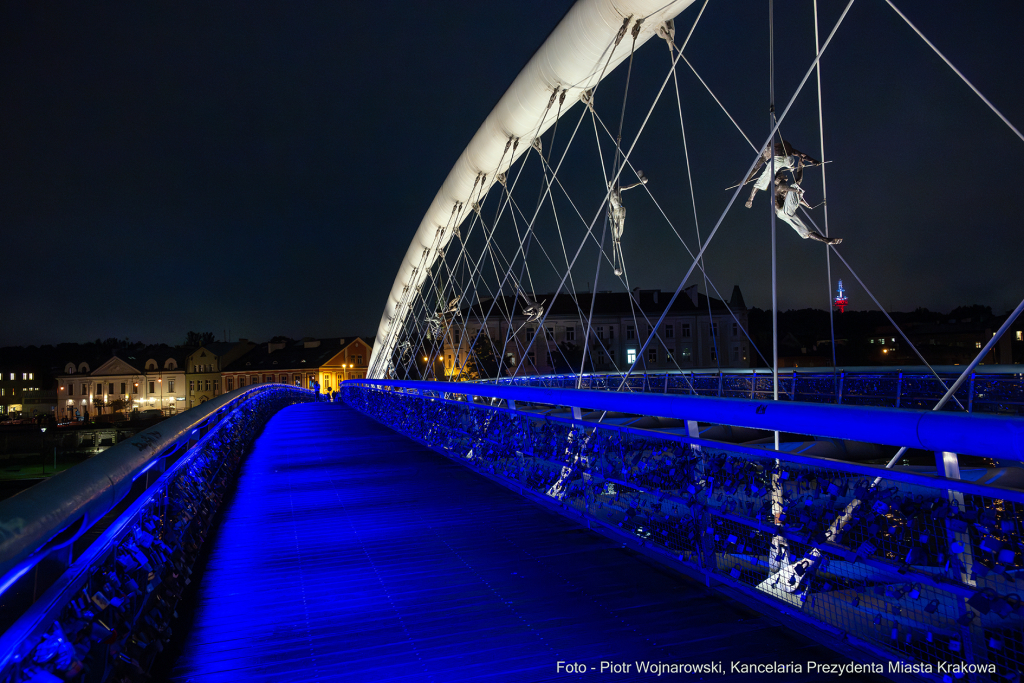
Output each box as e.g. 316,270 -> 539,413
369,0 -> 695,377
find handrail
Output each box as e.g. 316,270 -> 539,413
0,384 -> 301,582
346,378 -> 1024,461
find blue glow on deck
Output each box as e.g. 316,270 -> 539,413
168,402 -> 887,681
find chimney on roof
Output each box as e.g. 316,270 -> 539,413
268,342 -> 286,353
684,284 -> 699,306
303,340 -> 321,349
729,285 -> 746,309
652,289 -> 659,304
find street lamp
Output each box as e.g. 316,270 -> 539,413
40,426 -> 47,474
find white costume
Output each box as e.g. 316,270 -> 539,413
753,155 -> 797,193
776,181 -> 814,239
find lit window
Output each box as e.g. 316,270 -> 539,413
28,373 -> 33,380
627,348 -> 637,364
976,341 -> 982,349
648,348 -> 657,363
168,380 -> 175,393
22,373 -> 27,380
1017,331 -> 1023,341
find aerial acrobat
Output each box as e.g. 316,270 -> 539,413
744,142 -> 841,245
608,170 -> 648,276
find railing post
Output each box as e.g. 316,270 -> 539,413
837,371 -> 845,404
895,371 -> 903,408
571,406 -> 582,420
968,373 -> 976,413
717,372 -> 723,397
789,370 -> 797,401
750,369 -> 756,399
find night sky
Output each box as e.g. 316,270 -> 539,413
3,0 -> 1023,347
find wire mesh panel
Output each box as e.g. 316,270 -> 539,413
344,384 -> 1023,680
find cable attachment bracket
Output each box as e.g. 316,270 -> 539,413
614,16 -> 631,46
531,137 -> 543,154
657,19 -> 675,46
580,89 -> 595,112
631,18 -> 644,41
496,172 -> 507,187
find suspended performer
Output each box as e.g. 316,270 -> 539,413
608,170 -> 648,276
744,141 -> 819,209
774,163 -> 841,245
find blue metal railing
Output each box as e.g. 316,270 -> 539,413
343,379 -> 1024,680
0,385 -> 313,681
478,366 -> 1024,415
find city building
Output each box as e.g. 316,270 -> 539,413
221,337 -> 372,396
433,286 -> 749,378
0,365 -> 55,420
55,346 -> 186,421
185,340 -> 257,409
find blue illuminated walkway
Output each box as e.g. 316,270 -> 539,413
168,402 -> 887,682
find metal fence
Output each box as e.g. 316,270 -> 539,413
0,385 -> 313,682
483,367 -> 1024,416
343,381 -> 1024,681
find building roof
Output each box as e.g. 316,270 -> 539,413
222,338 -> 345,373
464,288 -> 743,321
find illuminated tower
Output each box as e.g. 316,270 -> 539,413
834,279 -> 848,313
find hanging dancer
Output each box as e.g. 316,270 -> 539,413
744,141 -> 819,208
774,164 -> 842,245
521,296 -> 546,324
608,170 -> 649,276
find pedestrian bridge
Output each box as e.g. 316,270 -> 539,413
1,375 -> 1022,682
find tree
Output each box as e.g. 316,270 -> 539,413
461,335 -> 500,380
184,331 -> 216,347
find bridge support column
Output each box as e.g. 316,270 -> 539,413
571,406 -> 582,420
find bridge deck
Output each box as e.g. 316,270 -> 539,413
166,402 -> 886,682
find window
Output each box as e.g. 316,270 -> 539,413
28,373 -> 33,380
527,350 -> 535,364
565,326 -> 575,341
8,373 -> 13,380
626,348 -> 637,364
357,355 -> 363,365
679,345 -> 692,361
732,346 -> 740,362
648,348 -> 658,363
69,384 -> 74,396
667,348 -> 674,362
545,327 -> 554,340
149,381 -> 155,393
681,324 -> 691,338
226,377 -> 234,391
596,326 -> 604,339
609,349 -> 615,360
189,380 -> 195,393
96,383 -> 102,395
237,377 -> 245,388
132,383 -> 138,395
626,325 -> 635,340
732,322 -> 739,337
1017,331 -> 1023,341
252,376 -> 258,385
526,327 -> 535,338
108,382 -> 114,395
647,325 -> 653,338
168,380 -> 175,393
608,326 -> 614,339
710,322 -> 719,337
546,352 -> 555,367
976,341 -> 982,349
120,382 -> 126,394
665,324 -> 674,339
205,379 -> 211,391
22,373 -> 27,380
212,380 -> 218,393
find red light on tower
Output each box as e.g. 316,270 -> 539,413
834,279 -> 848,313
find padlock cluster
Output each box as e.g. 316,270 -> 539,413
346,384 -> 1024,680
9,387 -> 310,683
